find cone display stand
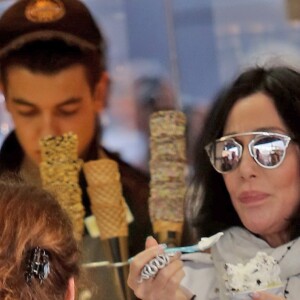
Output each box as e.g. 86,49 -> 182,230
102,237 -> 133,300
153,220 -> 183,247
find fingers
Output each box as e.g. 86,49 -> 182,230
145,236 -> 159,248
250,291 -> 285,300
152,254 -> 184,291
151,257 -> 185,300
128,240 -> 166,289
127,237 -> 164,289
127,238 -> 185,300
132,253 -> 185,300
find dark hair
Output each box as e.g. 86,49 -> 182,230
188,66 -> 300,239
0,173 -> 80,300
0,39 -> 106,93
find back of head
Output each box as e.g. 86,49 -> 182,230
0,0 -> 107,91
0,173 -> 79,300
134,76 -> 177,111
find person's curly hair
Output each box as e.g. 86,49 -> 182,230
0,173 -> 80,300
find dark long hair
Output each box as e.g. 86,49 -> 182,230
188,66 -> 300,239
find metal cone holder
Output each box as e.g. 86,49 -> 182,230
153,220 -> 183,247
155,230 -> 182,247
81,236 -> 134,300
102,236 -> 134,300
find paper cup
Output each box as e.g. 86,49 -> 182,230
229,285 -> 284,300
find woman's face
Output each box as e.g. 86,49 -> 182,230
223,92 -> 300,246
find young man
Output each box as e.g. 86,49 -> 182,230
0,0 -> 152,299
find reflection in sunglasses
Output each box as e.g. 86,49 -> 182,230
205,131 -> 292,173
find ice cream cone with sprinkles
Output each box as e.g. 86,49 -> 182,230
39,132 -> 85,241
149,110 -> 187,246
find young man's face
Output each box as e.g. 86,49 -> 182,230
4,64 -> 106,165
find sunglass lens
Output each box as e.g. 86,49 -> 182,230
214,140 -> 241,172
253,136 -> 285,167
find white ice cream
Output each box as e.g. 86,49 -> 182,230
224,252 -> 282,293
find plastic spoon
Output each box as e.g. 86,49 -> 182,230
164,232 -> 224,254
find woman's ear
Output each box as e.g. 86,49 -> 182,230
65,277 -> 75,300
94,71 -> 110,113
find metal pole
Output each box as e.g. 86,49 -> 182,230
163,0 -> 182,109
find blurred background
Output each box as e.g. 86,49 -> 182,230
0,0 -> 300,171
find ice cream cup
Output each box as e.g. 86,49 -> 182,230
229,284 -> 284,300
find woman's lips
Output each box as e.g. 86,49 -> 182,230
238,191 -> 270,204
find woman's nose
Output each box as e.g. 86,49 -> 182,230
237,146 -> 258,179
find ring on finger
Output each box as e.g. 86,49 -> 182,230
139,253 -> 171,282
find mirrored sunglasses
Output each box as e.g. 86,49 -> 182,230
205,131 -> 292,174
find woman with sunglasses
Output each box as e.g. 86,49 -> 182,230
127,65 -> 300,300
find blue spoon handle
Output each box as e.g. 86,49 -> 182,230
164,244 -> 199,254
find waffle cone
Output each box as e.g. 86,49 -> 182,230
149,161 -> 186,183
150,137 -> 186,161
149,197 -> 184,222
92,201 -> 128,239
39,132 -> 78,162
150,110 -> 186,138
45,184 -> 85,241
87,185 -> 123,205
84,158 -> 128,239
39,133 -> 84,241
83,159 -> 120,186
40,160 -> 83,185
45,184 -> 82,203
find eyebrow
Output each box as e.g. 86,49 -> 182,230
224,127 -> 287,136
11,98 -> 35,107
11,97 -> 82,108
57,98 -> 82,108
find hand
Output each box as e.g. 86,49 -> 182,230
250,291 -> 285,300
127,236 -> 188,300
